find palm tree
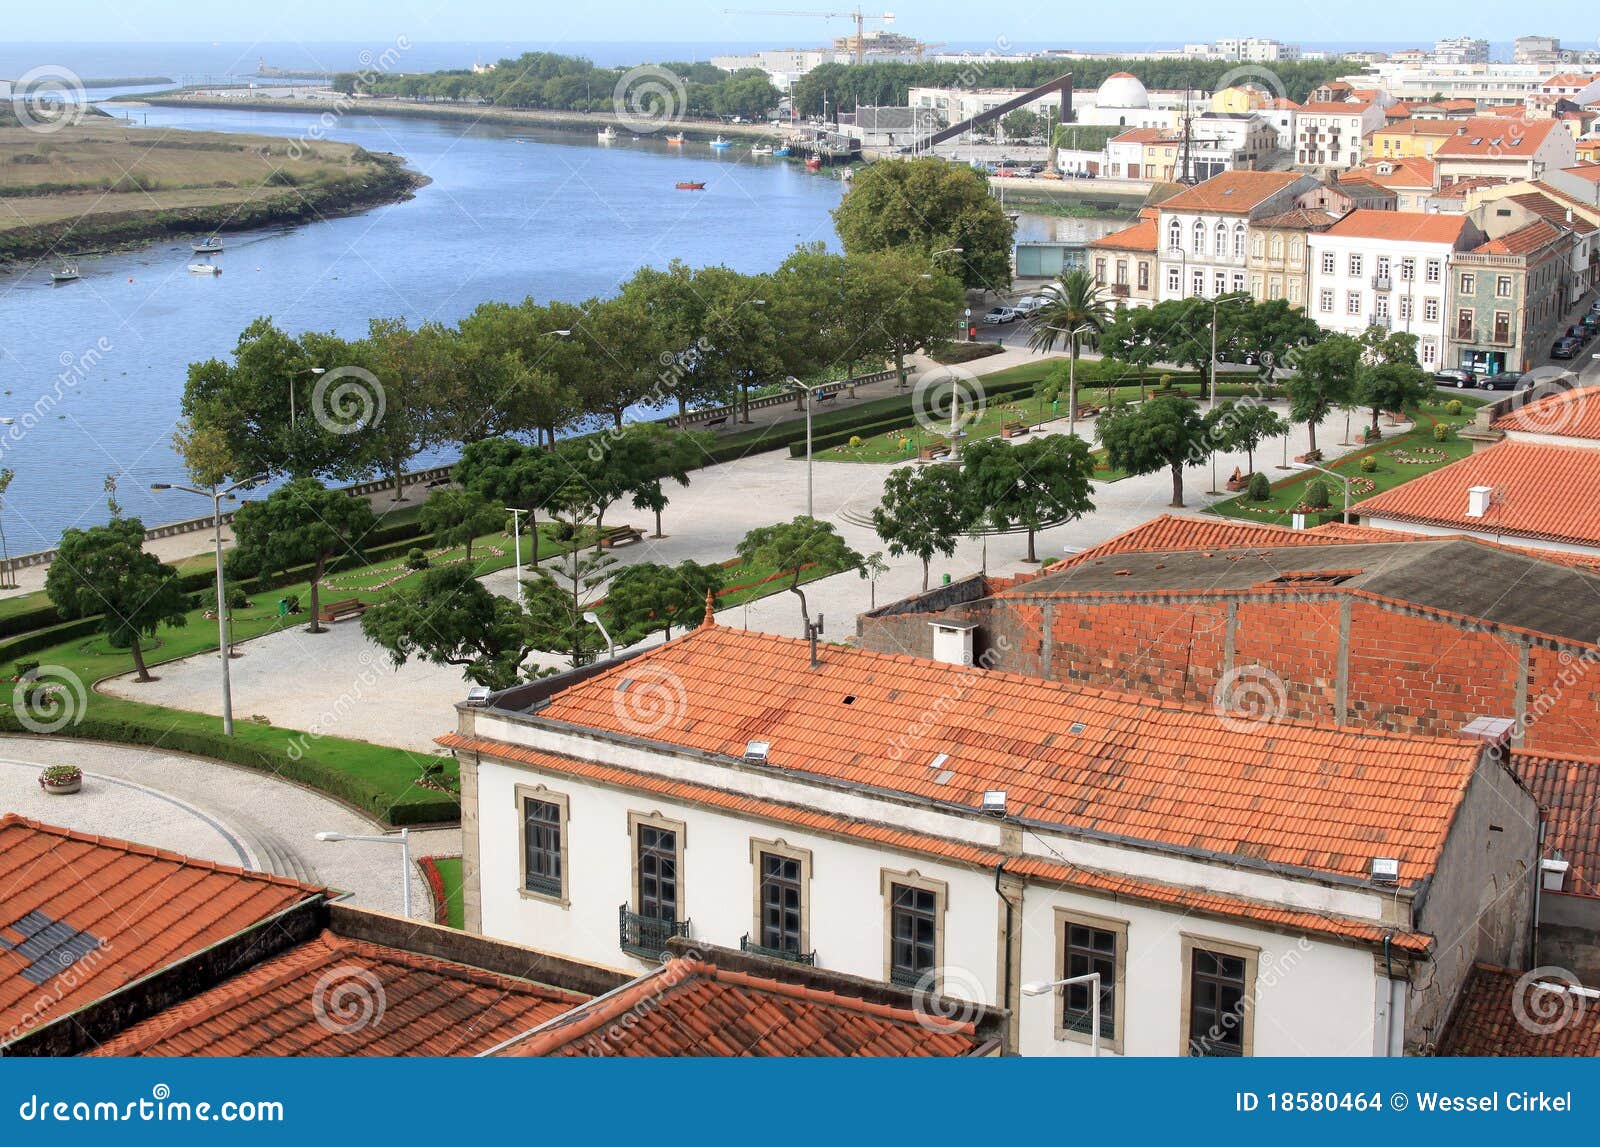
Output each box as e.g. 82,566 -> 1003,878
1026,269 -> 1113,437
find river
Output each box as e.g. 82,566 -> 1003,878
0,103 -> 849,551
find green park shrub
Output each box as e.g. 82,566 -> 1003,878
1303,479 -> 1332,510
1359,455 -> 1378,473
1433,423 -> 1451,442
405,547 -> 429,570
1247,472 -> 1271,501
1445,399 -> 1463,416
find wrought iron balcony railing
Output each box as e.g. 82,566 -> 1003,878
739,934 -> 817,965
618,904 -> 689,960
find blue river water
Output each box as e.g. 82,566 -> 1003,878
0,102 -> 847,550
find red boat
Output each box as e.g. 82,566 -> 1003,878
675,180 -> 706,190
804,157 -> 822,170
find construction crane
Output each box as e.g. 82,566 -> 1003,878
724,8 -> 897,65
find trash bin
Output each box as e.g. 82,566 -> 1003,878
277,598 -> 290,617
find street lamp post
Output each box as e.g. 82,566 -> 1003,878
314,829 -> 412,918
582,609 -> 615,661
1022,973 -> 1103,1055
289,366 -> 325,430
505,506 -> 527,613
1207,295 -> 1248,495
1043,323 -> 1095,438
1288,460 -> 1351,524
151,474 -> 266,737
786,375 -> 818,518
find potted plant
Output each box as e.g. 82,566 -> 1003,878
38,765 -> 82,795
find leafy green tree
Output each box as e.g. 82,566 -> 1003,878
1000,108 -> 1041,141
771,244 -> 855,383
872,463 -> 974,589
1026,270 -> 1113,434
46,518 -> 189,682
859,551 -> 889,610
613,424 -> 711,538
525,544 -> 617,667
604,559 -> 725,643
1355,328 -> 1432,435
362,565 -> 540,689
736,517 -> 863,631
420,487 -> 503,562
1210,401 -> 1290,475
229,478 -> 377,633
1217,297 -> 1323,386
571,293 -> 663,428
960,435 -> 1096,562
1283,335 -> 1360,456
351,317 -> 435,503
846,248 -> 964,386
1097,395 -> 1209,508
832,158 -> 1013,291
455,438 -> 567,566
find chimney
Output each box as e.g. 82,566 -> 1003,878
1466,485 -> 1493,518
928,619 -> 977,666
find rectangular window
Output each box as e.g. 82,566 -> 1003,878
1319,288 -> 1334,313
1424,297 -> 1440,322
1138,262 -> 1150,291
750,839 -> 811,958
1232,272 -> 1246,293
1376,256 -> 1391,280
631,813 -> 684,922
1166,266 -> 1179,293
515,785 -> 569,903
1346,291 -> 1362,315
1426,259 -> 1442,283
1348,253 -> 1363,277
1496,275 -> 1512,299
1182,936 -> 1257,1057
1055,909 -> 1126,1052
1321,250 -> 1335,275
1288,279 -> 1302,303
882,871 -> 945,988
1400,257 -> 1416,281
1399,296 -> 1412,321
1213,271 -> 1227,296
1421,338 -> 1438,365
1115,259 -> 1128,286
1459,272 -> 1475,295
1493,310 -> 1511,342
1456,308 -> 1474,340
1191,269 -> 1204,297
1094,257 -> 1107,285
1375,295 -> 1389,319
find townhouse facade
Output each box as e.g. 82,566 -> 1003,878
1307,209 -> 1485,366
1294,101 -> 1385,168
1156,170 -> 1318,301
1339,157 -> 1439,210
1088,208 -> 1159,308
1435,116 -> 1578,184
1246,208 -> 1336,307
448,620 -> 1537,1057
1446,200 -> 1573,375
1369,119 -> 1464,159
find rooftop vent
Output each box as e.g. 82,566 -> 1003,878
1369,857 -> 1401,886
1460,715 -> 1516,748
927,752 -> 950,770
981,790 -> 1008,817
743,740 -> 771,764
1542,853 -> 1570,892
1466,485 -> 1493,518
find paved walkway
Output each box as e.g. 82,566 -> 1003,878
0,736 -> 457,919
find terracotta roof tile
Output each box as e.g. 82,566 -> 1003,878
1437,964 -> 1600,1055
493,625 -> 1481,883
1510,750 -> 1600,898
498,956 -> 984,1057
1494,388 -> 1600,438
1088,215 -> 1158,251
437,733 -> 1432,953
0,815 -> 319,1044
86,930 -> 588,1056
1320,209 -> 1473,244
1358,440 -> 1600,548
1340,157 -> 1438,191
1563,163 -> 1600,183
1157,171 -> 1308,214
1473,219 -> 1567,255
1507,190 -> 1597,235
1436,117 -> 1560,158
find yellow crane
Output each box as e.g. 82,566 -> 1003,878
724,7 -> 897,65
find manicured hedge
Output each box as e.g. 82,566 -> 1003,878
0,617 -> 105,665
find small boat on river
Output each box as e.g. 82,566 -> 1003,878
675,181 -> 706,191
187,262 -> 222,275
50,263 -> 79,284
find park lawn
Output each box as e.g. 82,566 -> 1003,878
429,857 -> 466,929
1207,398 -> 1483,526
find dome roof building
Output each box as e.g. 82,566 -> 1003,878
1096,72 -> 1150,109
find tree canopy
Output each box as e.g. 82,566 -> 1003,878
228,478 -> 376,632
1097,395 -> 1209,508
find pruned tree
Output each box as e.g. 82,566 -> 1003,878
1096,395 -> 1209,509
229,478 -> 376,633
362,565 -> 540,689
419,487 -> 503,562
872,463 -> 975,590
960,435 -> 1096,563
46,518 -> 189,682
735,516 -> 863,631
604,559 -> 725,644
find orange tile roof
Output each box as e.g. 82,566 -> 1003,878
1320,208 -> 1474,244
1088,215 -> 1157,251
86,930 -> 588,1056
1507,190 -> 1597,235
1156,170 -> 1308,214
1253,207 -> 1339,230
498,956 -> 985,1057
1436,117 -> 1559,158
1563,163 -> 1600,183
1110,127 -> 1174,145
1511,750 -> 1600,899
505,624 -> 1481,883
1359,440 -> 1600,548
437,732 -> 1433,953
1373,120 -> 1464,138
1300,101 -> 1373,115
1432,175 -> 1507,199
1473,218 -> 1567,255
1494,388 -> 1600,438
1340,156 -> 1438,191
1437,964 -> 1600,1056
1540,73 -> 1600,89
0,815 -> 319,1044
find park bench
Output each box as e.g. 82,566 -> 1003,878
918,440 -> 951,461
599,524 -> 645,548
816,390 -> 838,404
1001,420 -> 1028,439
1224,468 -> 1252,493
1073,403 -> 1101,420
1294,450 -> 1323,464
701,414 -> 730,429
317,597 -> 368,624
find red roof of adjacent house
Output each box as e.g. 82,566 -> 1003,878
1373,120 -> 1462,138
1510,751 -> 1600,899
1300,101 -> 1373,116
1156,170 -> 1308,214
1493,387 -> 1600,437
1474,218 -> 1567,255
496,956 -> 987,1057
1045,515 -> 1407,572
1436,117 -> 1560,158
1506,190 -> 1597,235
1563,163 -> 1600,183
1320,208 -> 1475,244
1358,440 -> 1600,548
1110,126 -> 1175,145
1437,964 -> 1600,1055
1432,175 -> 1507,200
0,815 -> 320,1044
1088,214 -> 1158,251
1540,73 -> 1600,90
512,623 -> 1481,883
1340,156 -> 1438,191
86,930 -> 589,1056
1253,207 -> 1339,230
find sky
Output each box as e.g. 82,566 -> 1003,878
3,1 -> 1594,49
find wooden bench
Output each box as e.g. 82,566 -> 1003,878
816,390 -> 839,404
317,597 -> 368,624
701,415 -> 730,429
1224,468 -> 1252,493
598,524 -> 645,548
918,441 -> 951,461
1073,404 -> 1102,420
1001,421 -> 1028,439
1293,450 -> 1323,465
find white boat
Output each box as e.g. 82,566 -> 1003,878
191,237 -> 224,253
709,135 -> 732,150
50,263 -> 79,283
750,143 -> 773,156
187,263 -> 221,275
666,132 -> 685,145
597,126 -> 616,142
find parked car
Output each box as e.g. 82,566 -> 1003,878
1013,296 -> 1048,315
1551,336 -> 1582,359
1581,313 -> 1599,334
1566,324 -> 1593,344
1434,368 -> 1479,388
1479,372 -> 1523,391
982,306 -> 1017,325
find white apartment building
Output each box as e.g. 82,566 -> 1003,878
1213,37 -> 1302,63
1156,170 -> 1318,301
1434,117 -> 1578,184
1434,37 -> 1491,65
1308,210 -> 1486,366
446,620 -> 1535,1057
1341,62 -> 1546,106
1294,101 -> 1386,168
